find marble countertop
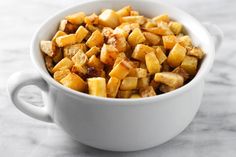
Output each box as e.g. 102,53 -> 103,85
1,0 -> 236,156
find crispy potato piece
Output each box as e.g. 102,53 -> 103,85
121,16 -> 146,25
167,43 -> 186,68
137,77 -> 150,89
159,84 -> 175,93
45,56 -> 54,73
86,30 -> 104,48
60,73 -> 87,92
155,47 -> 167,64
100,44 -> 119,65
145,51 -> 161,74
113,27 -> 129,39
84,13 -> 99,25
56,34 -> 77,47
117,90 -> 132,98
52,31 -> 67,43
72,64 -> 87,76
117,23 -> 132,36
102,27 -> 114,40
72,50 -> 88,66
52,57 -> 74,73
59,20 -> 68,32
120,77 -> 138,90
172,66 -> 190,81
109,59 -> 132,79
153,14 -> 169,24
116,5 -> 132,17
53,69 -> 70,82
181,56 -> 198,75
107,77 -> 121,98
128,68 -> 147,78
130,94 -> 141,98
128,28 -> 146,47
87,55 -> 104,69
85,24 -> 100,32
130,10 -> 139,16
139,86 -> 156,97
99,9 -> 120,28
65,12 -> 85,25
169,22 -> 182,35
187,47 -> 204,59
154,72 -> 184,88
144,20 -> 156,28
144,22 -> 173,36
85,46 -> 100,58
40,41 -> 56,57
143,32 -> 161,46
132,44 -> 155,62
113,52 -> 127,68
75,26 -> 89,43
107,33 -> 126,52
88,77 -> 107,97
64,43 -> 87,59
162,35 -> 177,49
178,35 -> 192,49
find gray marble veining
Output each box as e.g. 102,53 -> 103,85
1,0 -> 236,156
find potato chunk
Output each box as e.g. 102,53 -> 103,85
187,47 -> 204,59
172,66 -> 190,81
116,6 -> 132,17
120,77 -> 138,90
107,33 -> 126,52
137,77 -> 150,89
181,56 -> 198,75
40,41 -> 56,57
52,31 -> 67,43
84,13 -> 99,25
155,47 -> 167,64
87,55 -> 104,69
86,30 -> 104,48
106,77 -> 121,98
100,44 -> 119,65
132,44 -> 155,62
88,77 -> 107,97
56,34 -> 77,47
144,22 -> 173,36
143,32 -> 161,46
64,43 -> 87,59
121,16 -> 146,25
154,72 -> 184,88
52,57 -> 74,73
145,51 -> 161,74
53,69 -> 70,82
85,46 -> 100,58
75,26 -> 89,43
167,43 -> 186,67
178,35 -> 192,49
128,68 -> 147,78
109,59 -> 132,79
60,73 -> 87,92
162,35 -> 177,49
99,9 -> 120,28
139,86 -> 156,97
72,50 -> 88,66
169,22 -> 182,35
65,12 -> 85,25
152,14 -> 170,24
117,90 -> 132,98
159,84 -> 175,93
128,28 -> 146,47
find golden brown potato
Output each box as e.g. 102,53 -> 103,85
113,52 -> 127,68
181,56 -> 198,75
137,77 -> 150,89
88,77 -> 107,97
87,55 -> 104,69
159,84 -> 175,93
60,73 -> 87,92
132,44 -> 155,62
40,41 -> 56,57
65,12 -> 85,25
187,47 -> 204,59
154,72 -> 184,88
99,9 -> 120,28
86,30 -> 104,48
128,68 -> 147,78
143,32 -> 161,46
109,59 -> 133,79
162,35 -> 177,49
121,16 -> 146,25
100,44 -> 119,65
120,77 -> 138,90
52,31 -> 67,43
107,33 -> 127,52
53,69 -> 70,82
52,57 -> 74,73
172,66 -> 189,81
152,14 -> 170,24
85,46 -> 100,58
178,35 -> 192,49
75,26 -> 89,43
63,43 -> 87,59
72,50 -> 88,66
117,90 -> 132,98
106,77 -> 121,98
56,34 -> 77,47
169,22 -> 182,35
72,64 -> 87,76
167,43 -> 186,67
116,5 -> 132,17
145,51 -> 161,74
155,47 -> 167,64
144,22 -> 173,36
139,86 -> 156,97
84,13 -> 99,25
128,28 -> 146,47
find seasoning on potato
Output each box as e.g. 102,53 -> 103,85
40,6 -> 204,98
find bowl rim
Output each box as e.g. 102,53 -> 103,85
30,0 -> 215,105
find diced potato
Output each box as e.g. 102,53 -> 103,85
45,56 -> 54,73
116,23 -> 132,38
52,31 -> 67,43
84,13 -> 99,25
178,35 -> 192,49
56,34 -> 77,47
117,90 -> 132,98
40,41 -> 56,57
100,44 -> 119,65
107,33 -> 127,52
159,84 -> 175,93
145,51 -> 161,74
72,64 -> 87,75
162,35 -> 177,49
181,56 -> 198,75
114,27 -> 129,39
144,21 -> 156,28
88,77 -> 107,97
150,79 -> 160,90
130,10 -> 139,16
167,43 -> 186,67
102,27 -> 114,39
87,55 -> 104,69
116,5 -> 132,17
121,16 -> 146,25
98,9 -> 120,28
109,59 -> 132,79
65,12 -> 85,25
52,57 -> 74,73
169,22 -> 182,35
128,28 -> 146,47
86,30 -> 104,48
113,52 -> 127,67
75,26 -> 89,43
143,32 -> 161,46
64,43 -> 87,59
154,72 -> 184,88
60,73 -> 86,91
155,47 -> 167,64
53,48 -> 63,63
187,47 -> 204,59
85,24 -> 100,32
137,77 -> 150,89
139,86 -> 156,97
53,69 -> 70,82
107,77 -> 121,98
72,50 -> 88,66
59,20 -> 68,32
85,46 -> 100,58
132,44 -> 155,62
152,14 -> 170,24
172,66 -> 189,81
128,68 -> 147,78
144,22 -> 173,36
130,94 -> 141,98
120,77 -> 138,90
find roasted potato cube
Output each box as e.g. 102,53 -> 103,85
154,72 -> 184,88
113,52 -> 127,67
159,84 -> 175,93
145,51 -> 161,74
132,44 -> 155,62
98,9 -> 120,28
155,47 -> 167,64
56,34 -> 77,47
144,21 -> 156,28
109,59 -> 132,79
85,24 -> 100,32
102,27 -> 114,39
65,12 -> 85,25
143,32 -> 161,46
162,35 -> 177,49
72,50 -> 88,66
86,30 -> 104,48
153,14 -> 170,24
72,64 -> 87,75
116,5 -> 132,17
178,35 -> 192,49
64,43 -> 87,59
60,73 -> 87,92
139,86 -> 156,97
40,41 -> 56,57
128,68 -> 147,78
84,13 -> 99,25
137,77 -> 150,89
181,56 -> 198,75
106,77 -> 121,98
52,57 -> 74,73
114,27 -> 129,39
130,94 -> 141,98
128,28 -> 146,47
120,77 -> 138,90
52,31 -> 67,43
59,20 -> 68,32
75,26 -> 89,43
172,66 -> 190,81
167,43 -> 186,67
87,55 -> 104,69
117,90 -> 132,98
107,33 -> 127,52
130,10 -> 139,16
169,22 -> 182,35
100,44 -> 119,65
187,47 -> 204,59
88,77 -> 107,97
121,16 -> 146,25
53,69 -> 70,82
144,22 -> 173,36
45,56 -> 54,73
85,46 -> 100,58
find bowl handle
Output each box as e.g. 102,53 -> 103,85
203,22 -> 224,51
7,71 -> 53,123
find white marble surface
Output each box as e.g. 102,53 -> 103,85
1,0 -> 236,156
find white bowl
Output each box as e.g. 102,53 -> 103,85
8,0 -> 223,152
